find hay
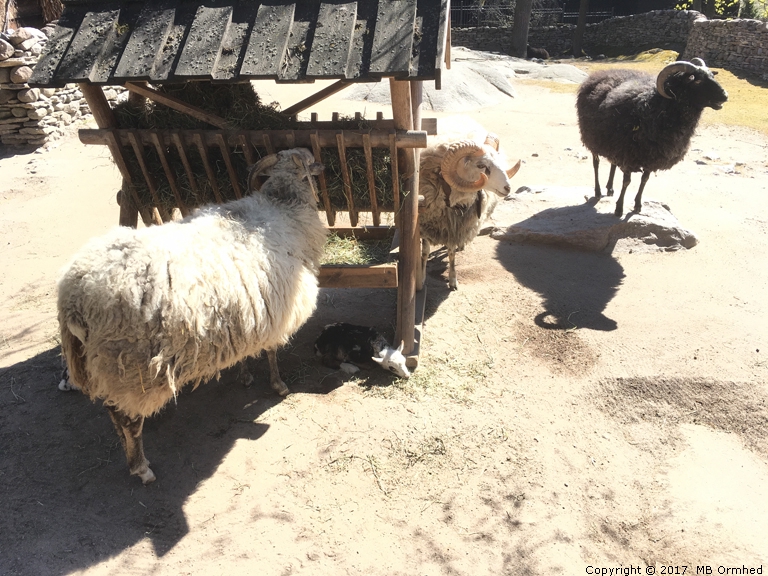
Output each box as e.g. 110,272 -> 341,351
113,82 -> 402,213
320,234 -> 392,266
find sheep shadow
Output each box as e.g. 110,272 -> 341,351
0,343 -> 328,575
494,241 -> 624,332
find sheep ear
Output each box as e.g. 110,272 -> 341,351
307,162 -> 325,176
371,356 -> 384,365
397,341 -> 404,354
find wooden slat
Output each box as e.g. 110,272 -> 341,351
106,129 -> 151,226
277,3 -> 312,81
29,7 -> 86,86
318,264 -> 398,289
212,2 -> 257,81
345,0 -> 377,79
126,130 -> 164,225
239,133 -> 256,166
216,133 -> 242,199
335,132 -> 358,227
306,1 -> 357,78
114,1 -> 176,80
124,82 -> 230,129
172,132 -> 200,198
92,5 -> 142,83
151,131 -> 189,216
310,132 -> 334,226
282,80 -> 352,116
55,8 -> 121,82
370,0 -> 417,77
363,133 -> 380,226
389,132 -> 400,216
175,4 -> 233,78
193,132 -> 223,203
241,3 -> 295,76
261,134 -> 275,155
80,128 -> 429,150
153,3 -> 198,81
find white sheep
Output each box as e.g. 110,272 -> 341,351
419,117 -> 521,290
57,148 -> 328,484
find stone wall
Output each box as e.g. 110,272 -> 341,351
0,26 -> 126,148
453,10 -> 768,77
683,17 -> 768,77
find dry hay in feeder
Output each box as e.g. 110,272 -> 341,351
320,234 -> 393,266
113,82 -> 402,215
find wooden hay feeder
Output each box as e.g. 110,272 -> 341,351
31,0 -> 452,369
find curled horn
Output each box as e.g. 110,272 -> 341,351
690,57 -> 707,69
656,61 -> 698,99
440,141 -> 488,193
247,154 -> 279,191
484,133 -> 500,151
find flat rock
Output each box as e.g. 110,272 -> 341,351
344,47 -> 586,112
486,186 -> 698,253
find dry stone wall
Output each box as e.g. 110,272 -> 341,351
0,26 -> 126,148
453,10 -> 767,77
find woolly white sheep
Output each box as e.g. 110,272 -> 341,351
57,148 -> 328,484
419,117 -> 521,290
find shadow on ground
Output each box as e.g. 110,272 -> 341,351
493,242 -> 624,331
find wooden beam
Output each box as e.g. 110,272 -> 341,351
389,78 -> 419,357
318,264 -> 398,289
282,80 -> 353,116
79,83 -> 140,227
326,226 -> 396,240
124,82 -> 231,130
79,128 -> 428,150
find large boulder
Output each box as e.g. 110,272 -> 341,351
10,66 -> 33,84
0,38 -> 14,60
486,186 -> 699,253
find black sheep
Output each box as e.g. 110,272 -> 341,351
527,45 -> 550,60
576,59 -> 728,217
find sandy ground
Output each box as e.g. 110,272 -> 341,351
1,62 -> 768,576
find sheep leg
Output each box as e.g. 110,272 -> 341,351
266,348 -> 290,396
606,164 -> 617,196
614,171 -> 632,217
419,239 -> 431,289
592,155 -> 602,197
447,247 -> 458,291
632,170 -> 651,213
105,405 -> 155,485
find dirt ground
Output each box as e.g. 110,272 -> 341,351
1,65 -> 767,576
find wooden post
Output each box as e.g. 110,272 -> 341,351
389,78 -> 418,356
80,83 -> 139,228
410,81 -> 425,292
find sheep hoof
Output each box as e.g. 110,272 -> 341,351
136,466 -> 156,485
241,373 -> 254,388
340,362 -> 360,375
271,379 -> 290,396
448,281 -> 458,291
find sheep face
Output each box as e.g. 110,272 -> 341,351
657,61 -> 728,111
442,141 -> 521,197
371,342 -> 411,379
247,148 -> 324,201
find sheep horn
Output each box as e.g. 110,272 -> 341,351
247,154 -> 279,191
291,152 -> 320,204
656,61 -> 698,99
484,133 -> 500,151
506,159 -> 522,179
440,141 -> 488,193
690,57 -> 707,69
